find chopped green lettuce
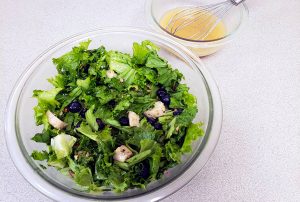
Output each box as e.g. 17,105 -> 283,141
74,167 -> 93,187
85,105 -> 98,131
53,40 -> 91,77
181,123 -> 204,153
48,153 -> 66,169
31,131 -> 51,144
31,150 -> 49,161
76,124 -> 99,142
50,134 -> 77,159
33,88 -> 62,106
77,77 -> 91,90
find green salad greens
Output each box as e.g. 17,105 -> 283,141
31,40 -> 204,192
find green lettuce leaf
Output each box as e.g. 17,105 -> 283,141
140,139 -> 157,152
48,74 -> 66,88
132,42 -> 150,65
86,105 -> 98,131
126,150 -> 152,166
31,132 -> 51,144
94,106 -> 113,120
139,139 -> 162,180
95,154 -> 111,180
108,167 -> 128,192
53,40 -> 91,77
113,99 -> 132,113
95,86 -> 117,105
74,167 -> 93,187
76,124 -> 98,142
166,117 -> 177,139
60,87 -> 82,110
106,51 -> 132,74
48,153 -> 66,168
33,88 -> 62,106
149,146 -> 162,180
106,51 -> 138,85
33,88 -> 62,126
33,104 -> 47,125
176,105 -> 198,127
76,124 -> 113,154
128,95 -> 155,114
181,123 -> 204,153
50,134 -> 77,159
127,120 -> 156,147
145,54 -> 167,68
165,141 -> 181,163
119,68 -> 137,85
156,66 -> 182,87
77,77 -> 91,90
132,40 -> 159,65
31,150 -> 49,161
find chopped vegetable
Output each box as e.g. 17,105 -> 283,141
51,134 -> 77,159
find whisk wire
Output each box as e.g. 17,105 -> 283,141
171,9 -> 210,34
170,3 -> 229,35
166,2 -> 224,32
191,3 -> 233,40
176,3 -> 229,35
165,0 -> 243,40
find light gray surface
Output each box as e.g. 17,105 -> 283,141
1,0 -> 300,201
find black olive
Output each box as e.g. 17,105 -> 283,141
177,136 -> 185,147
96,80 -> 102,86
79,108 -> 87,118
82,64 -> 90,73
111,127 -> 120,136
173,108 -> 183,116
68,101 -> 82,113
75,121 -> 82,128
138,160 -> 150,179
108,100 -> 116,108
161,94 -> 170,106
154,122 -> 163,130
146,117 -> 157,125
96,118 -> 105,130
119,116 -> 129,126
156,88 -> 167,99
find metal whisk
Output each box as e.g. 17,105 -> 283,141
165,0 -> 245,40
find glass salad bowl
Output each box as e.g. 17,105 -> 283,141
5,27 -> 222,201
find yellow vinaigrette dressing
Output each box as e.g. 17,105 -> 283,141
160,8 -> 226,56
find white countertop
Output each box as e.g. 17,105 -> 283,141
1,0 -> 300,201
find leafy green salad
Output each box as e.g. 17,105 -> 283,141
31,40 -> 204,192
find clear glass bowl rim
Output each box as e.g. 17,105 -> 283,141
5,27 -> 223,202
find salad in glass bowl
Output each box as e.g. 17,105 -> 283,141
5,28 -> 222,201
31,39 -> 204,192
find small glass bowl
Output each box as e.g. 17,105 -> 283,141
5,27 -> 222,201
145,0 -> 249,57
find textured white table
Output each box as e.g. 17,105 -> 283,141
1,0 -> 300,201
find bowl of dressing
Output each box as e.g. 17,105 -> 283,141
145,0 -> 249,57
